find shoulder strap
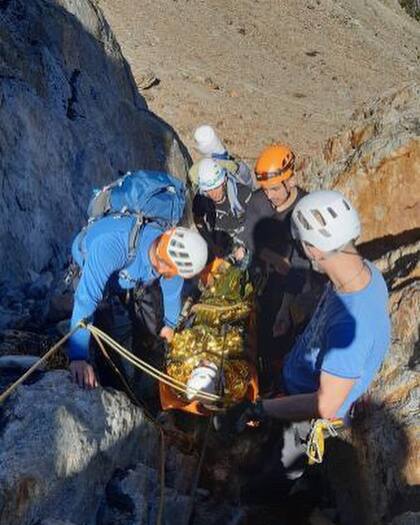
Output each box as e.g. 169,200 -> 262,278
226,176 -> 244,218
127,214 -> 145,261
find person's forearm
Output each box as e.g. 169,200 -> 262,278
262,393 -> 319,421
161,276 -> 183,327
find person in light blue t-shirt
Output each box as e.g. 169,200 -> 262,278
216,190 -> 390,483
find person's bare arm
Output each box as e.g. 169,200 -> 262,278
262,371 -> 355,421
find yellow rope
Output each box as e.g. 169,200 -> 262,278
86,323 -> 221,403
306,418 -> 344,464
0,323 -> 82,404
0,321 -> 221,405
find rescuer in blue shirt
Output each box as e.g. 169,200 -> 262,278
68,217 -> 208,389
217,190 -> 390,482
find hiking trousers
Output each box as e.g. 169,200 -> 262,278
92,281 -> 165,406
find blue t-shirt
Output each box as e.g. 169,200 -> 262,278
282,261 -> 390,418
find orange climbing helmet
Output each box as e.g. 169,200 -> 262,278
254,144 -> 296,188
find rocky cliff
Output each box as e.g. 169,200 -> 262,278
0,0 -> 419,524
0,0 -> 189,286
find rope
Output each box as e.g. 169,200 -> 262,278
185,326 -> 228,525
86,323 -> 221,403
305,418 -> 344,465
0,324 -> 82,404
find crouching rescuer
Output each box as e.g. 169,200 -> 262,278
215,190 -> 391,480
67,169 -> 208,393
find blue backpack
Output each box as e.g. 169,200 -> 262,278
84,170 -> 186,260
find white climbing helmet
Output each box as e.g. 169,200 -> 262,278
197,158 -> 226,192
186,362 -> 219,401
291,190 -> 361,252
193,125 -> 226,156
157,227 -> 208,278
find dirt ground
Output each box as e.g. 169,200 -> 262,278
96,0 -> 420,166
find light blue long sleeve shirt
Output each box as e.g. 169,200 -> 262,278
69,216 -> 183,361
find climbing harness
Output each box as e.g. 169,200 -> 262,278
305,418 -> 344,465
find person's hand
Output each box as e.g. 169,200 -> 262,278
273,310 -> 291,337
213,399 -> 266,434
273,319 -> 289,337
232,246 -> 246,261
160,326 -> 175,343
70,360 -> 98,389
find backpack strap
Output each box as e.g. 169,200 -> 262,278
212,151 -> 233,161
74,213 -> 145,283
226,175 -> 244,218
127,213 -> 145,261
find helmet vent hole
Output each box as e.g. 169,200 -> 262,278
343,200 -> 351,211
297,211 -> 312,230
319,228 -> 331,238
171,240 -> 185,249
327,207 -> 337,218
311,209 -> 326,227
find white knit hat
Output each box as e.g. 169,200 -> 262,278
193,125 -> 226,156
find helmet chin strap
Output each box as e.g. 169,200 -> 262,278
282,180 -> 291,199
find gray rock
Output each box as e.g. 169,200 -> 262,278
0,354 -> 42,370
38,520 -> 78,525
0,371 -> 159,525
0,0 -> 190,287
27,272 -> 54,300
390,513 -> 420,525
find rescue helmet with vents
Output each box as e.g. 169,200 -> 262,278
156,227 -> 208,278
197,158 -> 226,192
291,190 -> 361,252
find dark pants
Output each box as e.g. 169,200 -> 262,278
240,420 -> 311,503
254,271 -> 295,393
92,281 -> 165,408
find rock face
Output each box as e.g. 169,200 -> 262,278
0,371 -> 158,525
0,372 -> 244,525
299,85 -> 420,525
299,83 -> 420,245
0,0 -> 190,285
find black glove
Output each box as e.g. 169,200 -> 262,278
213,399 -> 266,434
